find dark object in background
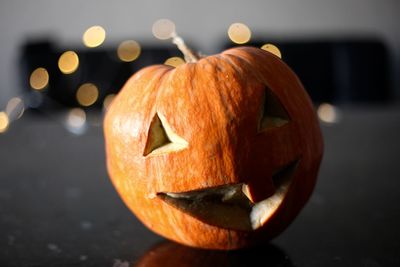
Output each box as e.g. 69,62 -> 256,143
20,38 -> 392,110
19,39 -> 184,109
225,38 -> 392,104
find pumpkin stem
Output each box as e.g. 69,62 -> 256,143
171,33 -> 200,63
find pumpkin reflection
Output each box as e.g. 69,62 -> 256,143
134,241 -> 293,267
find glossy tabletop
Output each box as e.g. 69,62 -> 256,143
1,106 -> 400,266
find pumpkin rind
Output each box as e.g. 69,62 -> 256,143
104,46 -> 323,250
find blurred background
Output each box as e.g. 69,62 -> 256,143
1,0 -> 400,266
0,0 -> 399,114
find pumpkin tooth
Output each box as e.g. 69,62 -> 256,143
241,184 -> 255,203
250,177 -> 292,229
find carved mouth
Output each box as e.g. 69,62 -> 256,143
157,161 -> 298,231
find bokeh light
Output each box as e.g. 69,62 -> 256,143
103,94 -> 116,111
29,67 -> 49,90
58,51 -> 79,74
76,83 -> 99,107
152,19 -> 176,40
65,108 -> 87,135
6,97 -> 24,121
261,44 -> 282,59
317,103 -> 340,124
83,26 -> 106,48
164,57 -> 185,67
228,23 -> 251,44
117,40 -> 141,62
0,112 -> 9,133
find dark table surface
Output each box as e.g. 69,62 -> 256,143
1,105 -> 400,267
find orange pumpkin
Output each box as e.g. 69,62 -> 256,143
104,46 -> 323,250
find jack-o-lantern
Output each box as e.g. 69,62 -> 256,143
104,46 -> 323,250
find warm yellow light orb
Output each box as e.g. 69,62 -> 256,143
58,51 -> 79,74
76,83 -> 99,107
30,67 -> 49,90
261,44 -> 282,59
164,57 -> 185,67
117,40 -> 141,62
0,112 -> 9,133
83,26 -> 106,48
228,23 -> 251,44
317,103 -> 339,124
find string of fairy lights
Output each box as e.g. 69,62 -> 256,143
0,20 -> 339,135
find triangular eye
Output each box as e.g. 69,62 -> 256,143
143,113 -> 188,157
258,86 -> 290,131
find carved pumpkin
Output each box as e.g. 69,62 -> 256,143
104,46 -> 323,250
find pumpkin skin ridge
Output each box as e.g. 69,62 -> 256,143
150,58 -> 262,247
142,68 -> 181,195
221,48 -> 295,120
154,62 -> 233,192
184,52 -> 290,243
217,51 -> 295,203
221,47 -> 323,240
222,47 -> 323,169
104,62 -> 250,249
225,49 -> 321,243
153,58 -> 253,193
104,64 -> 173,222
138,61 -> 239,241
144,57 -> 259,249
104,46 -> 323,250
195,55 -> 247,186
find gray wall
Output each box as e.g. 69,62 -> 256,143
1,0 -> 399,107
